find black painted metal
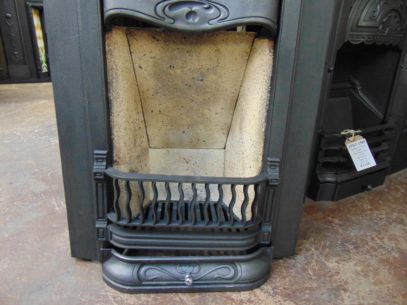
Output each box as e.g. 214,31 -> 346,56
309,124 -> 394,201
391,119 -> 407,172
46,0 -> 342,292
107,225 -> 261,251
97,149 -> 277,291
45,0 -> 110,260
308,0 -> 407,202
269,0 -> 340,258
388,27 -> 407,173
0,32 -> 7,80
105,168 -> 267,228
103,0 -> 279,34
0,0 -> 49,83
103,248 -> 272,292
347,0 -> 407,46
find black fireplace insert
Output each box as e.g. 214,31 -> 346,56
308,0 -> 407,201
44,0 -> 399,293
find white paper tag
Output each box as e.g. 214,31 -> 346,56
345,137 -> 377,172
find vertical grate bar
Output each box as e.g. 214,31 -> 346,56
113,178 -> 121,221
178,183 -> 184,224
137,181 -> 145,223
204,183 -> 210,224
251,183 -> 261,223
229,184 -> 236,225
164,182 -> 171,224
157,202 -> 164,220
210,202 -> 217,224
106,169 -> 269,228
124,181 -> 132,223
191,183 -> 197,225
171,202 -> 177,223
241,184 -> 249,225
151,181 -> 158,224
216,184 -> 223,225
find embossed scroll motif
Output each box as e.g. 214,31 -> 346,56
155,0 -> 229,27
347,0 -> 407,45
137,263 -> 237,283
103,0 -> 278,33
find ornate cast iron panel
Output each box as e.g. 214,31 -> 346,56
103,248 -> 272,292
347,0 -> 407,45
104,0 -> 279,33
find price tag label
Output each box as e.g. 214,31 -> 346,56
345,136 -> 377,172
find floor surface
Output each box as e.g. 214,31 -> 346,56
0,83 -> 406,305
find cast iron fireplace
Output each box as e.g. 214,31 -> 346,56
308,0 -> 407,201
45,0 -> 407,293
100,8 -> 278,289
99,1 -> 279,291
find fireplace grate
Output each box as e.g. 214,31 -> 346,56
317,123 -> 394,172
308,123 -> 395,201
105,167 -> 268,228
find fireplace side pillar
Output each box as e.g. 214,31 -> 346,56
267,0 -> 340,257
45,0 -> 110,260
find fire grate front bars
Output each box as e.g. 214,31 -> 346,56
105,167 -> 268,229
94,151 -> 279,248
93,151 -> 278,292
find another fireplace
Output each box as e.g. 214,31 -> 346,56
45,0 -> 365,293
308,0 -> 407,201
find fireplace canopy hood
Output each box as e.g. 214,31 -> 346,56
103,0 -> 279,34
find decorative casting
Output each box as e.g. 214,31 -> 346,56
347,0 -> 407,45
267,157 -> 280,186
103,0 -> 278,33
155,0 -> 230,27
93,151 -> 108,241
137,263 -> 237,283
102,248 -> 272,291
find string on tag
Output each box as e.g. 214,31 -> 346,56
341,129 -> 362,143
341,129 -> 376,171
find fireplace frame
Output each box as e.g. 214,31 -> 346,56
45,0 -> 340,291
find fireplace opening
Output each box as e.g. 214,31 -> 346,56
105,26 -> 274,221
308,42 -> 401,201
325,42 -> 401,130
92,15 -> 279,290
